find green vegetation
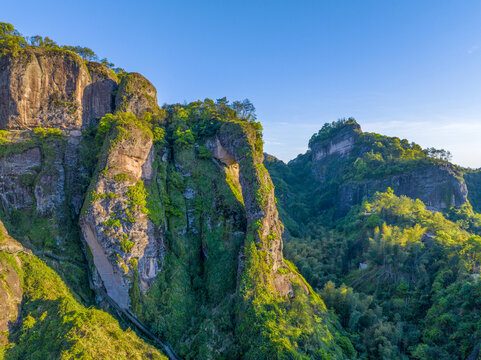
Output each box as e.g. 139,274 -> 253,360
0,128 -> 66,158
0,130 -> 92,304
121,99 -> 354,359
92,191 -> 117,200
135,142 -> 246,358
308,117 -> 359,148
281,189 -> 481,359
0,248 -> 166,359
103,217 -> 122,229
32,127 -> 64,138
0,22 -> 124,74
237,237 -> 354,359
265,120 -> 481,358
125,181 -> 149,222
266,118 -> 463,226
114,173 -> 131,182
465,170 -> 481,213
120,239 -> 134,253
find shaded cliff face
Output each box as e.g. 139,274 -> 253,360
215,122 -> 293,292
0,49 -> 118,130
465,170 -> 481,213
0,129 -> 92,302
75,106 -> 351,358
338,164 -> 468,216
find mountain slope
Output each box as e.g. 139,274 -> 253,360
265,119 -> 481,359
0,24 -> 354,359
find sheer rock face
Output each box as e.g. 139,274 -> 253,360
338,165 -> 468,216
80,126 -> 161,308
34,141 -> 66,216
114,73 -> 158,117
82,62 -> 118,126
0,134 -> 85,218
0,50 -> 118,130
214,123 -> 296,296
311,122 -> 361,163
0,146 -> 41,211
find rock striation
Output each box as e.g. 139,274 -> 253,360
0,47 -> 350,359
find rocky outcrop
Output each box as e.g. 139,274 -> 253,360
216,122 -> 297,296
310,122 -> 360,163
80,122 -> 161,308
0,49 -> 119,130
338,164 -> 468,216
115,73 -> 158,117
0,133 -> 82,218
307,122 -> 468,215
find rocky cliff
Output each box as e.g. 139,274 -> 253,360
0,49 -> 117,129
80,113 -> 159,308
337,164 -> 467,215
0,46 -> 352,359
0,48 -> 159,131
265,119 -> 480,359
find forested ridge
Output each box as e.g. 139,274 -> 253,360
266,119 -> 481,359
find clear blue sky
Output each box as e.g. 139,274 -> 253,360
4,1 -> 481,167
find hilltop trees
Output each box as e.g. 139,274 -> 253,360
0,22 -> 27,55
0,22 -> 124,71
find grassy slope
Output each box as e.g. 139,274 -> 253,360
0,227 -> 167,360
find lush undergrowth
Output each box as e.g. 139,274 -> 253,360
122,100 -> 354,359
0,244 -> 166,359
283,190 -> 481,359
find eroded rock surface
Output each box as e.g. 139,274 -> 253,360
0,49 -> 119,130
80,125 -> 161,308
216,123 -> 298,296
0,146 -> 41,211
338,164 -> 468,216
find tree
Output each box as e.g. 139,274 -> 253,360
100,58 -> 114,68
0,22 -> 27,55
231,98 -> 257,122
63,45 -> 98,61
